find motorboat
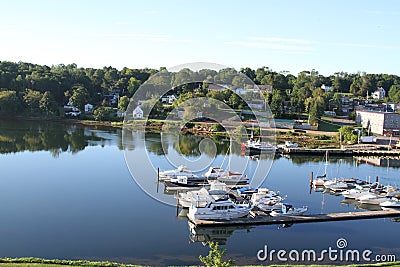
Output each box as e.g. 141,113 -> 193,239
217,172 -> 249,185
159,165 -> 202,181
242,139 -> 276,152
164,176 -> 204,191
204,166 -> 249,185
277,141 -> 298,149
342,188 -> 367,199
357,193 -> 390,205
324,180 -> 354,192
269,203 -> 308,217
188,198 -> 251,221
380,198 -> 400,209
250,188 -> 281,205
203,166 -> 225,179
177,183 -> 229,208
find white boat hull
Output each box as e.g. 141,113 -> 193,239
359,197 -> 389,205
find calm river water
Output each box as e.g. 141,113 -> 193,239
0,120 -> 399,265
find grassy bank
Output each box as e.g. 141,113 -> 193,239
0,258 -> 140,267
0,258 -> 399,267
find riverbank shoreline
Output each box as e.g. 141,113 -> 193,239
0,257 -> 398,267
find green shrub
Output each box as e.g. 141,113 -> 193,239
199,242 -> 235,267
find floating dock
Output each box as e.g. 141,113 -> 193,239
282,147 -> 400,156
188,210 -> 400,227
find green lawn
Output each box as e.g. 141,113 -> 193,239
318,120 -> 341,132
0,258 -> 399,267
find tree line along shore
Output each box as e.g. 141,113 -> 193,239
1,60 -> 400,145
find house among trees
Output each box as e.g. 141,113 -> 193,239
372,87 -> 386,99
84,103 -> 94,113
132,105 -> 144,119
160,94 -> 177,104
321,84 -> 333,92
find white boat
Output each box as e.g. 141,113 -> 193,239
269,203 -> 308,217
217,173 -> 249,185
342,189 -> 366,199
277,141 -> 298,149
357,193 -> 389,205
243,140 -> 276,152
313,150 -> 329,187
380,198 -> 400,209
324,180 -> 353,192
159,165 -> 202,181
204,166 -> 249,185
250,188 -> 282,206
164,176 -> 204,191
188,199 -> 251,221
204,166 -> 225,179
177,182 -> 229,208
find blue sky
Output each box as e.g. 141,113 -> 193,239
1,0 -> 400,75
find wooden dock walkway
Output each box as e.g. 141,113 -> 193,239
188,210 -> 400,227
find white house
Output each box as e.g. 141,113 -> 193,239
161,94 -> 177,104
132,106 -> 144,119
321,84 -> 333,92
84,103 -> 94,113
372,87 -> 386,99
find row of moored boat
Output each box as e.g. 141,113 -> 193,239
313,177 -> 400,209
159,165 -> 307,221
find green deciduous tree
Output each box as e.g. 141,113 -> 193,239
118,95 -> 130,112
0,90 -> 20,114
69,85 -> 89,111
199,242 -> 235,267
388,85 -> 400,103
127,77 -> 141,97
338,126 -> 358,143
93,106 -> 113,121
23,89 -> 42,112
39,91 -> 57,114
270,90 -> 284,118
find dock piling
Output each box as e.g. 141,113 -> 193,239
157,168 -> 160,193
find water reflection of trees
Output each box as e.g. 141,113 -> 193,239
287,155 -> 354,165
0,120 -> 110,157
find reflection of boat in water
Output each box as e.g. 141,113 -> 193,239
188,221 -> 252,245
340,198 -> 383,211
